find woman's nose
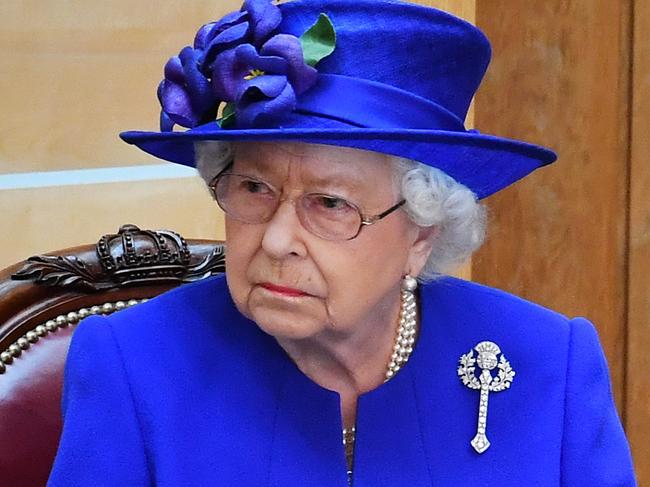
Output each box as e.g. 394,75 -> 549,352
260,198 -> 308,259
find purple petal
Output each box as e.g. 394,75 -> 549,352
262,34 -> 318,95
159,79 -> 198,128
160,110 -> 175,131
157,79 -> 164,102
197,11 -> 248,48
211,48 -> 250,101
196,11 -> 249,57
237,74 -> 288,101
237,82 -> 296,128
179,47 -> 217,112
212,20 -> 250,46
194,21 -> 216,50
213,10 -> 248,32
243,0 -> 282,45
237,43 -> 287,74
202,21 -> 251,71
163,55 -> 185,85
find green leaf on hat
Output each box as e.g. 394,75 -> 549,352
300,13 -> 336,67
218,102 -> 236,129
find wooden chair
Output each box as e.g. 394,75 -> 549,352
0,224 -> 224,487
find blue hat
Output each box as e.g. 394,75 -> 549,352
120,0 -> 556,199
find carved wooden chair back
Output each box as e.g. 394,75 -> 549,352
0,224 -> 225,487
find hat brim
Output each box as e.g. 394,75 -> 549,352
120,124 -> 556,200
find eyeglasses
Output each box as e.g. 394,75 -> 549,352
209,172 -> 406,241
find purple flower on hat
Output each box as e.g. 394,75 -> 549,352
211,34 -> 318,127
157,0 -> 335,131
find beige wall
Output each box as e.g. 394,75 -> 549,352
0,178 -> 223,266
1,1 -> 230,172
0,0 -> 474,273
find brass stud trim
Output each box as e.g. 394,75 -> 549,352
0,299 -> 148,375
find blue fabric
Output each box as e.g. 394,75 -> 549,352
119,0 -> 558,200
47,275 -> 637,486
295,74 -> 466,131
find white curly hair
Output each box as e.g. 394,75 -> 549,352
194,141 -> 486,280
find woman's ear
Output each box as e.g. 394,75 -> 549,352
405,225 -> 440,277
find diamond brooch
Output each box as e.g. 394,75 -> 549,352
457,341 -> 515,453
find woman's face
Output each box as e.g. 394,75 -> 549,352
224,142 -> 434,342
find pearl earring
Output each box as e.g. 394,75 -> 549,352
401,274 -> 418,292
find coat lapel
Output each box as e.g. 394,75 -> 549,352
267,368 -> 349,486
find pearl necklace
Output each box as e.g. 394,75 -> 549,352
386,281 -> 418,380
343,277 -> 419,486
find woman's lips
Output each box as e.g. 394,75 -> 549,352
258,282 -> 311,297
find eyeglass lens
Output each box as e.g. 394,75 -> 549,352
213,174 -> 363,240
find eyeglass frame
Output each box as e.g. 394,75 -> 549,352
207,167 -> 406,241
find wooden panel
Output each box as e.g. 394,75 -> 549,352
473,0 -> 632,413
626,0 -> 650,482
0,177 -> 224,269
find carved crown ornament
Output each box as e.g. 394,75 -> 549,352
11,224 -> 225,292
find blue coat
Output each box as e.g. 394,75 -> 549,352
47,275 -> 637,486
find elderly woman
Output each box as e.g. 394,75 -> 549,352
47,0 -> 636,485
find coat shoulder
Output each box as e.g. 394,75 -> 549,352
76,275 -> 263,376
423,275 -> 573,338
99,274 -> 236,339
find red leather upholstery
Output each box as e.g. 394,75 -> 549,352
0,326 -> 73,487
0,227 -> 224,486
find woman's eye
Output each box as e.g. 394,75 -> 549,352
314,195 -> 352,211
241,179 -> 271,194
